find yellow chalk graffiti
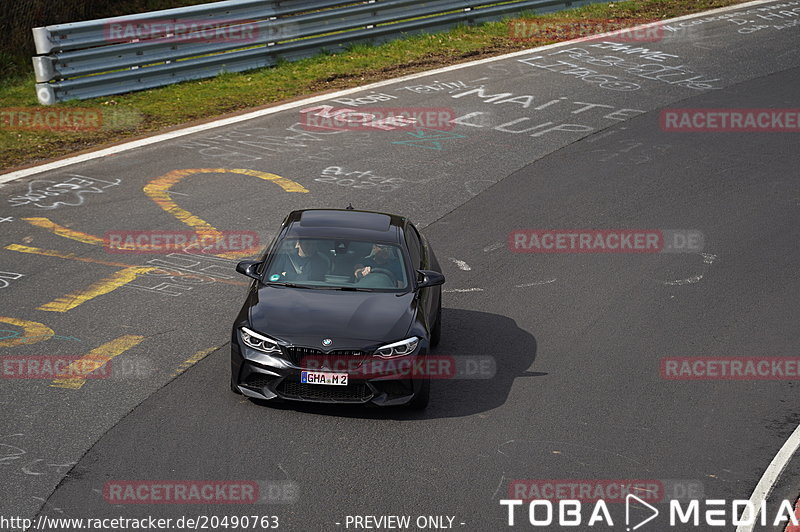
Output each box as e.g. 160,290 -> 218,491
144,169 -> 308,259
22,218 -> 106,246
50,335 -> 145,389
173,346 -> 219,377
0,316 -> 54,348
8,168 -> 301,311
37,267 -> 158,313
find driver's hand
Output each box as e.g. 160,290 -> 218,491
355,266 -> 371,278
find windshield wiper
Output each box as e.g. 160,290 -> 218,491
264,282 -> 376,291
264,282 -> 317,289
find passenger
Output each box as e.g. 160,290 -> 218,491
272,240 -> 328,282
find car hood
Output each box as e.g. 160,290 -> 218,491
248,285 -> 417,348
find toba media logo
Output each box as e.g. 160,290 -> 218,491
500,496 -> 799,528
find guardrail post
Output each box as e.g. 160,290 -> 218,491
463,1 -> 477,26
35,84 -> 57,106
32,57 -> 56,83
31,27 -> 53,55
367,0 -> 377,30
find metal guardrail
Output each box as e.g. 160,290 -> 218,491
32,0 -> 601,105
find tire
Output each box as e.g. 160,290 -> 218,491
408,376 -> 430,410
230,377 -> 242,395
430,296 -> 442,348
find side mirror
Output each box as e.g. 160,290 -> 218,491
236,260 -> 262,281
416,270 -> 445,289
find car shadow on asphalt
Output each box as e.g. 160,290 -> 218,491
252,308 -> 541,420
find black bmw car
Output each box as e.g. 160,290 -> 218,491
230,208 -> 445,409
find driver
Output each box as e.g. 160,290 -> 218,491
273,239 -> 328,281
354,244 -> 404,285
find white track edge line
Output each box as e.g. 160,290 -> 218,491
735,422 -> 800,532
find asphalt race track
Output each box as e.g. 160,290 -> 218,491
1,1 -> 799,531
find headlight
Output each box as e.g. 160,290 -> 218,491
374,337 -> 419,358
240,327 -> 281,355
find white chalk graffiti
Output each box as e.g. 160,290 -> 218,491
734,15 -> 800,34
299,104 -> 418,131
396,80 -> 474,94
662,2 -> 800,33
516,52 -> 641,91
449,86 -> 645,138
177,123 -> 372,163
330,91 -> 399,106
449,258 -> 472,271
8,175 -> 121,209
0,271 -> 24,289
657,253 -> 717,286
451,90 -> 640,114
517,44 -> 722,91
465,180 -> 495,196
123,252 -> 237,297
515,279 -> 558,288
589,139 -> 672,165
0,434 -> 77,477
316,167 -> 411,192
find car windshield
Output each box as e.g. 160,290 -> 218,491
262,238 -> 410,291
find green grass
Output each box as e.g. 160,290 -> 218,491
0,0 -> 748,170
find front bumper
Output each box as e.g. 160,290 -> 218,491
231,340 -> 427,406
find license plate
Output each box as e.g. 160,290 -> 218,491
301,371 -> 348,386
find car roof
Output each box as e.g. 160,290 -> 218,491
283,209 -> 406,243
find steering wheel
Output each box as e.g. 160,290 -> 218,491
358,267 -> 398,288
